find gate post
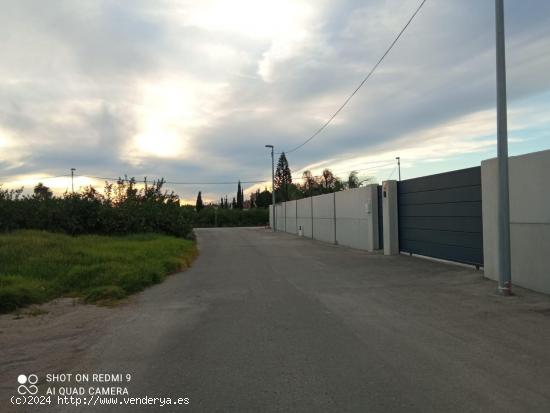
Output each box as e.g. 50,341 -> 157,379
382,180 -> 399,255
365,184 -> 380,251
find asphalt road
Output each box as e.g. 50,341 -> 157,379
49,227 -> 550,412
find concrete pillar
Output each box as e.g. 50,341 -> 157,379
296,200 -> 298,235
333,192 -> 337,245
382,180 -> 399,255
365,184 -> 380,252
269,205 -> 274,229
310,196 -> 314,239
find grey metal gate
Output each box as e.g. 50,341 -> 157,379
397,166 -> 483,266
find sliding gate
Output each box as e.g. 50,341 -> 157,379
397,166 -> 483,266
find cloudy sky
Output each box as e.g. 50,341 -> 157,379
1,0 -> 549,203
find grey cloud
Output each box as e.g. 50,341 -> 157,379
1,0 -> 550,202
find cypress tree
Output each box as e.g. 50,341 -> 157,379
275,152 -> 292,202
195,191 -> 204,212
236,181 -> 244,209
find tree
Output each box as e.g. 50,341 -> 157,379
256,188 -> 272,208
347,171 -> 360,189
301,170 -> 317,196
322,168 -> 335,189
236,181 -> 244,209
249,190 -> 256,208
33,182 -> 53,200
275,152 -> 292,202
196,191 -> 204,212
231,197 -> 237,209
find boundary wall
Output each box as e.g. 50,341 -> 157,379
270,185 -> 380,252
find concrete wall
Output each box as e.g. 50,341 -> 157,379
275,203 -> 285,232
482,149 -> 550,294
268,186 -> 382,251
285,200 -> 297,234
297,198 -> 313,238
312,193 -> 336,244
335,186 -> 379,251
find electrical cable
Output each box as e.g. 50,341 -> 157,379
281,0 -> 427,155
80,175 -> 266,185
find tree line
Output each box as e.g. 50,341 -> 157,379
196,152 -> 371,211
0,178 -> 270,239
274,152 -> 371,202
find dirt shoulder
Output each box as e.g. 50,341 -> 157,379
0,298 -> 128,411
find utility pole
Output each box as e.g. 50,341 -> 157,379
70,168 -> 76,193
495,0 -> 512,295
396,157 -> 401,181
265,145 -> 276,231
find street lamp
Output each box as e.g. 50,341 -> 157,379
265,145 -> 276,231
70,168 -> 76,193
395,157 -> 401,181
495,0 -> 512,295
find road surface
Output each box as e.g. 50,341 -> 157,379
15,228 -> 550,412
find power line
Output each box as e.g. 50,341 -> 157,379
2,160 -> 397,189
387,166 -> 397,180
293,160 -> 396,179
0,174 -> 71,182
167,180 -> 265,185
290,162 -> 398,185
81,175 -> 266,185
282,0 -> 427,155
328,161 -> 397,176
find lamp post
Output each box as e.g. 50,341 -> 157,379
70,168 -> 76,193
265,145 -> 276,231
495,0 -> 512,295
395,157 -> 401,181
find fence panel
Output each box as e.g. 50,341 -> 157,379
297,198 -> 313,238
335,187 -> 370,250
285,200 -> 297,234
312,193 -> 335,244
275,203 -> 285,232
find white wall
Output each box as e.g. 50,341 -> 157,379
275,203 -> 285,231
312,193 -> 336,244
285,200 -> 297,234
482,149 -> 550,294
297,198 -> 313,238
335,186 -> 379,251
268,187 -> 382,252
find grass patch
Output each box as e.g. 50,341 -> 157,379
0,230 -> 197,313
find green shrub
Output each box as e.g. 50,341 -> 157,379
0,275 -> 50,313
0,230 -> 197,313
193,206 -> 269,227
0,180 -> 194,239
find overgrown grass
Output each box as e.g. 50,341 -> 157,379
0,230 -> 197,313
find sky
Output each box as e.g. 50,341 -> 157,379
0,0 -> 549,204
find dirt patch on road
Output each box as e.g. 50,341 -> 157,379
0,298 -> 127,410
